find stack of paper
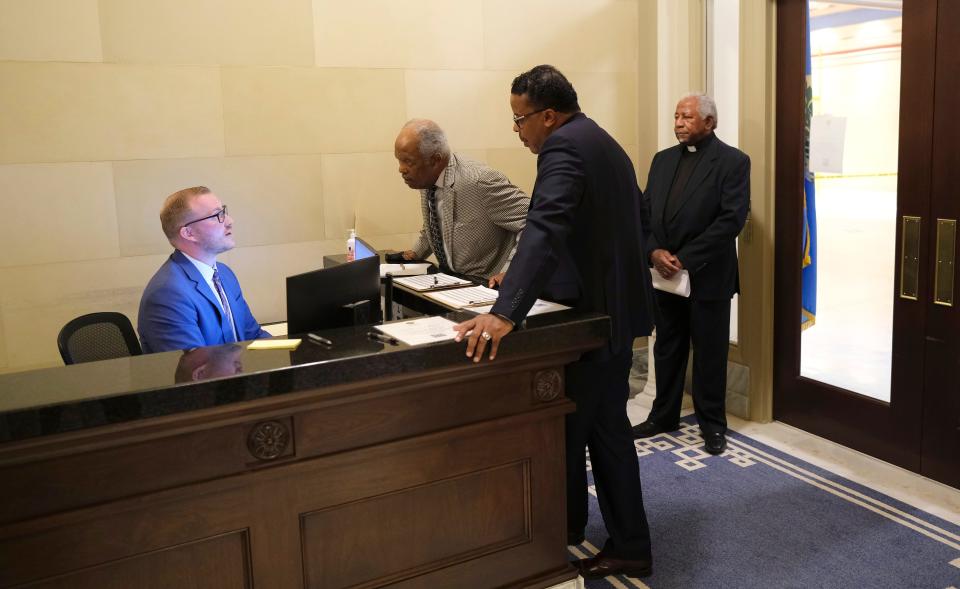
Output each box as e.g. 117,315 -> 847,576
393,273 -> 472,291
375,316 -> 459,346
260,322 -> 288,337
423,285 -> 499,309
247,339 -> 301,350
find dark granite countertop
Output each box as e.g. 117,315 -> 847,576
0,310 -> 610,443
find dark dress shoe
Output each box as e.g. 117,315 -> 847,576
575,552 -> 653,579
704,431 -> 727,455
567,531 -> 585,545
631,420 -> 679,439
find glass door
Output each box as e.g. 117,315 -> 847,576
797,1 -> 902,402
774,0 -> 933,472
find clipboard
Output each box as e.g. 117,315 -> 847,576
392,273 -> 472,292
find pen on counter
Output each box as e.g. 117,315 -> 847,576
367,331 -> 400,345
308,333 -> 333,346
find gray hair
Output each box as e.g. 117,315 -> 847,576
681,92 -> 718,127
402,119 -> 451,159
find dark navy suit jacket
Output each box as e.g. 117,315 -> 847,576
644,135 -> 750,301
491,113 -> 655,356
138,250 -> 269,353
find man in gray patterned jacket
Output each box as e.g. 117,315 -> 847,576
394,119 -> 528,286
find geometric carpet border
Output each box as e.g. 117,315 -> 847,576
573,415 -> 960,589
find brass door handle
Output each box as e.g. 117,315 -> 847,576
934,219 -> 956,306
900,216 -> 921,300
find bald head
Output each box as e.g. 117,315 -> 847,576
174,344 -> 243,383
394,119 -> 450,189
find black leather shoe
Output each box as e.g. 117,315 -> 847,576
631,420 -> 679,439
704,432 -> 727,455
575,552 -> 653,579
567,531 -> 585,545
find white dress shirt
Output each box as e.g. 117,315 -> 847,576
181,252 -> 225,313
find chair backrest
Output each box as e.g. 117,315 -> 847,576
57,312 -> 143,365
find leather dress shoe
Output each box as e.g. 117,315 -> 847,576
575,552 -> 653,579
631,420 -> 679,439
704,431 -> 727,455
567,531 -> 585,545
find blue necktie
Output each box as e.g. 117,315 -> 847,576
426,187 -> 450,271
212,267 -> 239,343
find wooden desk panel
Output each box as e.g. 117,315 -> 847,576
0,346 -> 587,588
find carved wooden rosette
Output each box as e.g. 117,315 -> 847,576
533,369 -> 562,403
246,420 -> 291,461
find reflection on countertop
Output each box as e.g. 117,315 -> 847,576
0,310 -> 605,443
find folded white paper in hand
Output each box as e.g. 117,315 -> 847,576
649,268 -> 691,298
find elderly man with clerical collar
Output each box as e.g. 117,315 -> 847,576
138,186 -> 269,354
632,93 -> 751,457
393,119 -> 528,287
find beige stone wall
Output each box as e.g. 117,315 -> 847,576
737,0 -> 776,421
0,0 -> 654,373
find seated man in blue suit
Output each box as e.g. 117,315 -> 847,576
138,186 -> 269,353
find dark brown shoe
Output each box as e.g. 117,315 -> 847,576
575,552 -> 652,579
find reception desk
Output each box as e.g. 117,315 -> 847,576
0,310 -> 609,588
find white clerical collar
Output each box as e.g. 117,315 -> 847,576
686,145 -> 697,153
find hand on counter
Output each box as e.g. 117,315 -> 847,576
454,313 -> 513,362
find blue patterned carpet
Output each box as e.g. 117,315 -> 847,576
570,417 -> 960,588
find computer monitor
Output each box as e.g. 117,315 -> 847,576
286,256 -> 381,335
354,236 -> 377,260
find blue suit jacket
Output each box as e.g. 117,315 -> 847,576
138,250 -> 269,353
491,113 -> 655,357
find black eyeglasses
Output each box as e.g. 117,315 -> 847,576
512,108 -> 548,127
183,205 -> 227,228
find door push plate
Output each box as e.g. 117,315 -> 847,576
934,219 -> 956,307
900,216 -> 921,300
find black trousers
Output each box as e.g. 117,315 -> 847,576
565,348 -> 652,559
648,291 -> 731,434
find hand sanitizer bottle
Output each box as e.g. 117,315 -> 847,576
346,228 -> 356,261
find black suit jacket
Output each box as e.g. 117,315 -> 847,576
491,113 -> 655,356
644,135 -> 750,301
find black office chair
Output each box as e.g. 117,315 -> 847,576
57,312 -> 143,365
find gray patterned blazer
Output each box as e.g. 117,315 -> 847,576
411,153 -> 528,279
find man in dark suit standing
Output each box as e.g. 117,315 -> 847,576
453,65 -> 656,579
631,93 -> 750,456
